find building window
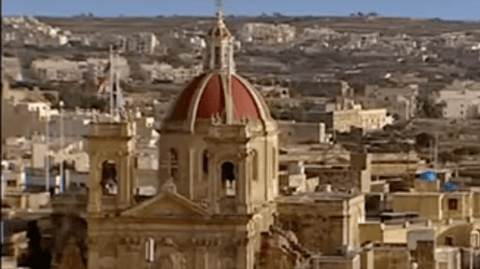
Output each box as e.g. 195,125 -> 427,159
145,237 -> 155,262
445,236 -> 455,246
221,162 -> 236,196
203,150 -> 209,174
214,47 -> 221,68
448,199 -> 458,210
169,148 -> 179,179
252,150 -> 258,180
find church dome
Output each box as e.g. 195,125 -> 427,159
162,11 -> 275,132
165,71 -> 272,127
162,71 -> 272,132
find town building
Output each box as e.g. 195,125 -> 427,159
31,58 -> 81,82
1,57 -> 23,83
140,62 -> 203,84
277,121 -> 327,145
357,84 -> 419,121
313,97 -> 393,133
360,171 -> 480,269
436,80 -> 480,119
115,32 -> 160,54
240,23 -> 296,45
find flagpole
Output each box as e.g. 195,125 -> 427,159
109,45 -> 114,121
115,54 -> 118,117
45,112 -> 50,192
60,100 -> 64,193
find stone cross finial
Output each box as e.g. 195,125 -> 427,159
215,0 -> 224,14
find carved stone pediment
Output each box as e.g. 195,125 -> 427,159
121,192 -> 210,218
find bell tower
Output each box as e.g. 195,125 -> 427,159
86,116 -> 136,216
205,0 -> 235,74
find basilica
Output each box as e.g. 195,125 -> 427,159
86,10 -> 295,269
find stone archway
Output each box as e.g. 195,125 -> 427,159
221,162 -> 236,197
101,160 -> 117,196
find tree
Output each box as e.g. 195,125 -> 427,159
88,12 -> 94,18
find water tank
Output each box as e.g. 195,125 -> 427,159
443,182 -> 457,192
419,171 -> 437,181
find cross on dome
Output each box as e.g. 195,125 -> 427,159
215,0 -> 224,14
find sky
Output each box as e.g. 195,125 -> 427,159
2,0 -> 480,21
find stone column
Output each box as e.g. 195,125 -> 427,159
237,152 -> 247,214
88,153 -> 103,215
193,238 -> 209,269
235,237 -> 249,269
88,236 -> 100,269
116,151 -> 132,210
212,155 -> 219,214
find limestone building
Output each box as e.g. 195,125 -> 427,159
87,11 -> 281,269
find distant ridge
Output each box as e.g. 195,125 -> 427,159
18,14 -> 479,24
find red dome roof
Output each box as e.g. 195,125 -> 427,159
167,73 -> 265,123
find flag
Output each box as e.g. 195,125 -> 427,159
96,62 -> 111,95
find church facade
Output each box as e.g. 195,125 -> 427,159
87,11 -> 281,269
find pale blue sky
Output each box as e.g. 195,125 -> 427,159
2,0 -> 480,20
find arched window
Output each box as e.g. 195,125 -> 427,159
101,160 -> 117,195
169,148 -> 179,179
203,150 -> 209,174
221,162 -> 236,197
214,47 -> 221,68
252,150 -> 258,180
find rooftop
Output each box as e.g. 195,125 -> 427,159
276,191 -> 357,203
